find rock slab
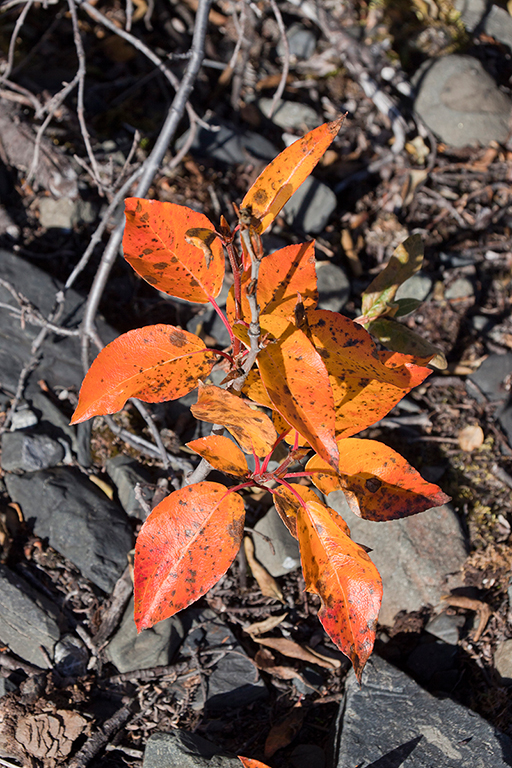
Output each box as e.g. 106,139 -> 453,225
106,597 -> 185,673
327,492 -> 468,626
413,55 -> 511,147
0,564 -> 60,668
5,468 -> 132,593
143,730 -> 241,768
334,654 -> 512,767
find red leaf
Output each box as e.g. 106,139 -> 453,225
71,325 -> 216,424
306,438 -> 450,521
191,383 -> 277,456
134,482 -> 245,630
226,241 -> 318,324
257,316 -> 339,469
297,500 -> 382,680
187,435 -> 249,477
306,309 -> 432,437
240,116 -> 344,233
123,198 -> 224,303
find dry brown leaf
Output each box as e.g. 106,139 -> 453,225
254,649 -> 306,683
16,710 -> 87,764
254,636 -> 340,669
458,425 -> 484,452
442,595 -> 492,642
244,537 -> 284,602
244,614 -> 288,637
264,704 -> 304,758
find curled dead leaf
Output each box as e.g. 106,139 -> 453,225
244,537 -> 284,602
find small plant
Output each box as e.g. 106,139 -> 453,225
71,116 -> 449,686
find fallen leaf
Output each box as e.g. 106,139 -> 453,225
244,614 -> 288,636
442,595 -> 492,642
238,757 -> 273,768
244,537 -> 284,602
254,636 -> 340,670
264,705 -> 304,758
458,425 -> 485,451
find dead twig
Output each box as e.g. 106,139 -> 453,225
268,0 -> 290,118
67,704 -> 133,768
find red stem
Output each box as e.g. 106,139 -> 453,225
208,294 -> 235,345
275,477 -> 307,509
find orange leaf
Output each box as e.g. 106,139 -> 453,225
274,484 -> 350,538
226,241 -> 318,324
297,500 -> 382,680
187,435 -> 249,477
242,370 -> 275,410
123,198 -> 224,303
306,438 -> 450,521
238,758 -> 272,768
134,482 -> 245,630
240,116 -> 345,233
191,383 -> 277,456
306,309 -> 432,437
71,325 -> 216,424
257,316 -> 339,469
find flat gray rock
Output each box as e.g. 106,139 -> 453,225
455,0 -> 512,48
468,353 -> 512,444
334,654 -> 512,767
1,431 -> 64,472
258,98 -> 322,131
327,492 -> 468,626
413,55 -> 512,147
106,455 -> 152,519
4,467 -> 132,593
0,564 -> 60,668
178,118 -> 278,166
143,730 -> 241,768
253,505 -> 301,577
0,249 -> 116,394
106,597 -> 185,673
282,176 -> 337,234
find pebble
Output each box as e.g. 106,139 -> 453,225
277,23 -> 317,59
177,118 -> 278,166
334,654 -> 512,767
258,98 -> 322,131
0,564 -> 60,668
5,467 -> 133,593
395,273 -> 433,302
1,431 -> 65,472
316,261 -> 350,312
425,611 -> 466,645
455,0 -> 512,48
38,197 -> 96,230
326,491 -> 468,626
106,597 -> 185,674
9,405 -> 38,431
143,730 -> 241,768
494,639 -> 512,683
445,277 -> 475,300
282,176 -> 337,234
413,55 -> 512,147
253,505 -> 301,577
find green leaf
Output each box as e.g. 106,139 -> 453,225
367,317 -> 447,369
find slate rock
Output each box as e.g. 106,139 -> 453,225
177,118 -> 278,166
0,564 -> 60,668
106,597 -> 185,673
180,609 -> 267,712
327,492 -> 468,626
106,455 -> 152,519
425,611 -> 465,645
253,505 -> 301,577
258,98 -> 322,131
482,5 -> 512,50
406,638 -> 459,683
334,654 -> 512,767
0,250 -> 116,393
495,639 -> 512,684
1,431 -> 64,472
4,468 -> 132,593
143,730 -> 241,768
413,55 -> 512,147
316,261 -> 350,312
282,176 -> 337,234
